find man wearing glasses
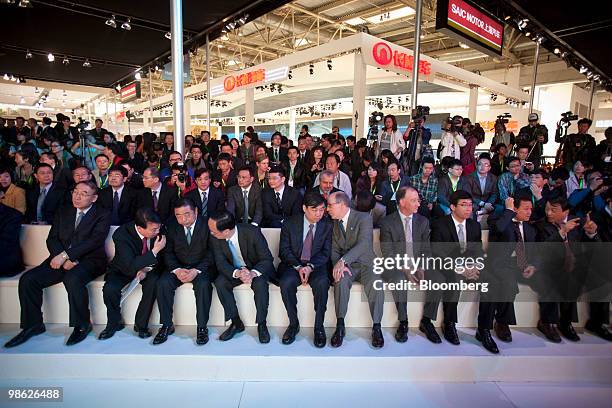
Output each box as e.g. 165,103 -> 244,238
5,181 -> 111,348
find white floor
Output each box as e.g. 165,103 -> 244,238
0,379 -> 610,408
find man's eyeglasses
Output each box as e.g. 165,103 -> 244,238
71,190 -> 94,198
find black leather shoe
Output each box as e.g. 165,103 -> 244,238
442,322 -> 460,345
134,325 -> 152,339
330,325 -> 345,348
66,324 -> 92,346
219,320 -> 245,341
494,322 -> 512,343
419,319 -> 442,344
559,323 -> 580,342
537,320 -> 562,343
476,328 -> 499,354
98,322 -> 125,340
152,325 -> 175,345
258,323 -> 270,344
372,326 -> 384,348
313,328 -> 326,348
282,324 -> 300,345
196,327 -> 209,345
395,321 -> 409,343
4,324 -> 46,348
585,321 -> 612,342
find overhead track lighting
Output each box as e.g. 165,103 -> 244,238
25,50 -> 32,59
47,53 -> 55,62
165,32 -> 171,40
83,59 -> 91,67
121,18 -> 131,30
105,15 -> 117,28
62,57 -> 69,65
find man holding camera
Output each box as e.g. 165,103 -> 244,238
517,113 -> 548,168
402,108 -> 432,177
556,118 -> 597,170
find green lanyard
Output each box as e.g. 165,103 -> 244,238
450,176 -> 459,192
578,177 -> 584,189
390,179 -> 400,195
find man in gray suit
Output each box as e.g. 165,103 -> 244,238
327,192 -> 384,348
379,187 -> 431,343
226,166 -> 263,226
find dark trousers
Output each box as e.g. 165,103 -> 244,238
478,266 -> 518,329
278,265 -> 329,329
157,271 -> 214,328
102,271 -> 160,329
539,301 -> 578,325
214,273 -> 269,324
478,302 -> 516,329
423,269 -> 460,323
382,269 -> 409,322
18,260 -> 102,329
588,302 -> 610,326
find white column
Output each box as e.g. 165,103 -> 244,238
352,51 -> 368,139
245,88 -> 255,132
170,0 -> 184,154
468,85 -> 478,122
234,117 -> 240,138
289,109 -> 296,142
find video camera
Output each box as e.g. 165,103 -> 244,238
411,105 -> 430,122
76,117 -> 90,132
175,162 -> 187,183
496,113 -> 511,124
560,111 -> 579,125
367,111 -> 384,140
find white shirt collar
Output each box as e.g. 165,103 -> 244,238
340,208 -> 351,228
112,184 -> 125,196
135,225 -> 146,240
274,184 -> 285,196
40,183 -> 52,193
242,184 -> 251,194
451,214 -> 466,230
77,205 -> 93,216
199,187 -> 209,196
151,183 -> 162,195
184,219 -> 197,234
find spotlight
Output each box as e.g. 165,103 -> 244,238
593,75 -> 601,82
16,77 -> 20,84
459,42 -> 469,49
34,86 -> 39,93
553,48 -> 560,55
18,0 -> 30,7
25,49 -> 32,59
327,59 -> 332,70
524,31 -> 531,37
517,18 -> 529,30
309,63 -> 314,75
115,84 -> 121,91
121,18 -> 131,30
83,59 -> 91,67
586,71 -> 594,80
165,32 -> 171,39
3,74 -> 8,80
288,70 -> 292,79
579,65 -> 588,74
47,53 -> 55,62
10,75 -> 16,81
155,64 -> 160,71
504,15 -> 511,21
62,57 -> 69,65
105,15 -> 117,28
135,71 -> 142,80
560,51 -> 569,58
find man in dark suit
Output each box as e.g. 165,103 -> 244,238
262,166 -> 303,228
380,161 -> 410,215
153,199 -> 216,345
5,181 -> 110,348
327,192 -> 384,348
39,151 -> 74,191
91,118 -> 108,144
379,187 -> 431,343
278,192 -> 332,347
267,132 -> 288,165
200,131 -> 220,162
534,195 -> 599,343
420,190 -> 483,345
140,166 -> 179,224
226,166 -> 263,226
477,195 -> 538,353
467,157 -> 499,219
25,163 -> 66,224
208,211 -> 275,343
0,203 -> 23,277
185,168 -> 225,219
97,166 -> 139,226
283,146 -> 307,190
437,158 -> 470,215
99,208 -> 166,340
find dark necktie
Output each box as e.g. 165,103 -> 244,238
513,222 -> 527,270
339,219 -> 346,240
152,190 -> 158,211
301,223 -> 314,263
186,226 -> 192,245
75,211 -> 84,230
276,191 -> 282,210
141,237 -> 148,255
111,191 -> 120,225
274,148 -> 279,161
201,191 -> 208,217
36,187 -> 47,222
242,190 -> 249,223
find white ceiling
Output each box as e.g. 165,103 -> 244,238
0,79 -> 107,110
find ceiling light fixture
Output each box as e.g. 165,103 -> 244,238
83,59 -> 91,67
553,48 -> 560,55
105,15 -> 117,28
121,17 -> 131,30
135,71 -> 142,80
47,53 -> 55,62
25,49 -> 32,59
165,31 -> 171,39
62,57 -> 69,65
3,74 -> 9,80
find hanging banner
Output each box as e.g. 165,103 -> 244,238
361,36 -> 435,80
120,82 -> 141,103
436,0 -> 504,57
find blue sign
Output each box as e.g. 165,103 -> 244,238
162,54 -> 191,83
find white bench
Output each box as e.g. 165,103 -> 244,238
0,225 -> 589,327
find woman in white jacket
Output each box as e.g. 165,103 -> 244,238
377,114 -> 405,160
439,117 -> 467,159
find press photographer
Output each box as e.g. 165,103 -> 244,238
517,113 -> 548,168
490,114 -> 515,154
555,116 -> 597,170
401,105 -> 432,177
168,161 -> 195,196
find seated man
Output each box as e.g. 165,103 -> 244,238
5,181 -> 110,348
25,163 -> 66,224
226,166 -> 263,226
154,199 -> 216,345
208,211 -> 275,344
467,156 -> 499,219
380,161 -> 410,215
327,192 -> 384,348
437,159 -> 469,215
262,166 -> 303,228
99,208 -> 166,340
140,166 -> 179,224
97,166 -> 139,226
379,187 -> 431,343
278,192 -> 332,347
185,168 -> 225,219
308,169 -> 342,200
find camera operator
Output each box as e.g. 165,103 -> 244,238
556,118 -> 597,170
402,107 -> 432,177
168,162 -> 195,197
490,117 -> 515,154
517,113 -> 548,168
55,114 -> 79,150
438,116 -> 467,160
568,169 -> 608,217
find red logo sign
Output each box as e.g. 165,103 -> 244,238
372,42 -> 432,76
224,69 -> 266,92
447,0 -> 503,50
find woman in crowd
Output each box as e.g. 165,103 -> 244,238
565,160 -> 587,197
0,166 -> 26,214
379,149 -> 397,178
255,153 -> 270,189
377,114 -> 405,160
240,132 -> 257,166
439,117 -> 467,160
13,151 -> 35,188
461,123 -> 485,176
356,162 -> 385,203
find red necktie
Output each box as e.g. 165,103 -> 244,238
141,237 -> 148,255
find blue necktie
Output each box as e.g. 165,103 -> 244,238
227,240 -> 243,269
111,191 -> 120,225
